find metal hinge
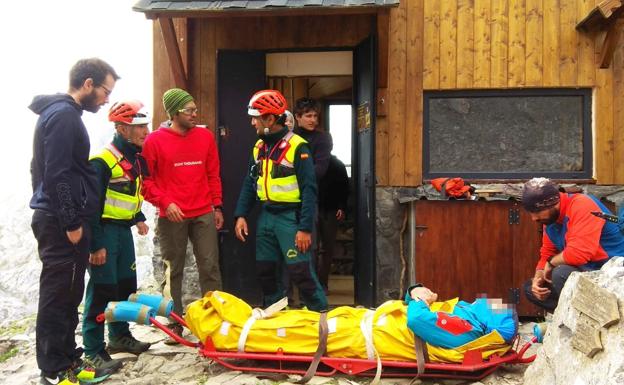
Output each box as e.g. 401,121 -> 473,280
508,208 -> 520,225
508,288 -> 520,304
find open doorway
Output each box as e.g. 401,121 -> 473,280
217,44 -> 376,307
268,73 -> 356,306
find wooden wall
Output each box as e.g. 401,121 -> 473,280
151,14 -> 373,137
405,0 -> 624,185
152,0 -> 624,186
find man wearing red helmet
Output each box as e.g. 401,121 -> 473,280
234,90 -> 328,311
82,100 -> 152,371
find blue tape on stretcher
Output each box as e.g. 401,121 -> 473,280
128,293 -> 173,317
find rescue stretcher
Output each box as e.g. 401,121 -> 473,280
101,292 -> 537,382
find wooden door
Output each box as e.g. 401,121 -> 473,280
414,200 -> 542,317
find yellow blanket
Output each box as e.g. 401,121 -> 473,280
185,291 -> 511,363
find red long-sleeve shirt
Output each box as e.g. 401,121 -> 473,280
141,124 -> 222,218
537,193 -> 611,270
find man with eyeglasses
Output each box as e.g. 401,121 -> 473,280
141,88 -> 223,343
29,58 -> 120,385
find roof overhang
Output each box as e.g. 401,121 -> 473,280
133,0 -> 400,19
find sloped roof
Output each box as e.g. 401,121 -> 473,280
133,0 -> 399,15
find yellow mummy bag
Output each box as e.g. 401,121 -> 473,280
185,291 -> 512,363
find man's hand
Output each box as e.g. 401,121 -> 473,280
336,209 -> 345,221
235,217 -> 248,242
136,221 -> 149,235
295,231 -> 312,253
531,270 -> 551,301
90,248 -> 107,265
66,226 -> 83,245
165,203 -> 185,222
214,210 -> 224,230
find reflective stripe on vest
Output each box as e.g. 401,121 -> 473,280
91,144 -> 143,220
252,131 -> 306,203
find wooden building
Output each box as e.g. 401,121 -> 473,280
133,0 -> 624,316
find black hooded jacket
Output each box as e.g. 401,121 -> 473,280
29,93 -> 99,231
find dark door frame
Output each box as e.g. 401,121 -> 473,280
215,40 -> 378,307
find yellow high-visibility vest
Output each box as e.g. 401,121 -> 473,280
91,144 -> 143,220
252,131 -> 307,203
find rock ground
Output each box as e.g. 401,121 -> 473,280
0,315 -> 538,385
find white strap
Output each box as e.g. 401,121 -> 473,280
359,309 -> 382,385
237,297 -> 288,353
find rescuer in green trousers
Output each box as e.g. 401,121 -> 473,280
234,90 -> 328,311
82,100 -> 152,371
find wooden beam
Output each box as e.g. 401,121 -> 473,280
576,0 -> 622,32
159,17 -> 188,90
599,19 -> 624,68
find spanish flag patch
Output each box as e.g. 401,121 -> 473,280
300,153 -> 309,160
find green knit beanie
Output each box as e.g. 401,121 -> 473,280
163,88 -> 194,118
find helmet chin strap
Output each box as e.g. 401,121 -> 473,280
263,127 -> 270,135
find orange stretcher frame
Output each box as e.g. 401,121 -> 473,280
151,313 -> 537,382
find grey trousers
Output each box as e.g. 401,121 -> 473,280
158,212 -> 221,315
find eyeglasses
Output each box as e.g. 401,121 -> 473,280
178,107 -> 198,115
98,84 -> 112,97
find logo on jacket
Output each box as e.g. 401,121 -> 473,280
435,313 -> 474,335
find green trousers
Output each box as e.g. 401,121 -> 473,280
256,207 -> 327,311
82,223 -> 137,357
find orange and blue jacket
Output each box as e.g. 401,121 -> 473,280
537,192 -> 624,270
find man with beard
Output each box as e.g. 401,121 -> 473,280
521,177 -> 624,312
29,58 -> 119,385
141,88 -> 223,342
82,100 -> 152,371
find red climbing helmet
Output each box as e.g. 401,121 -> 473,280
247,89 -> 288,116
108,100 -> 150,125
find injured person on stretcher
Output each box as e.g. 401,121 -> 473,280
185,286 -> 518,364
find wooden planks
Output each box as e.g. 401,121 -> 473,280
457,0 -> 475,88
559,0 -> 578,84
490,0 -> 509,87
509,0 -> 527,86
525,0 -> 544,86
388,2 -> 408,186
423,0 -> 441,89
473,0 -> 491,87
440,1 -> 458,88
405,0 -> 424,185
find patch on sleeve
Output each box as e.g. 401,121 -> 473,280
435,313 -> 474,335
300,153 -> 309,160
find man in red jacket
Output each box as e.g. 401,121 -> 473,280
142,88 -> 223,340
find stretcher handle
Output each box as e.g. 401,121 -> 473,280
514,336 -> 537,364
169,311 -> 190,329
149,316 -> 199,348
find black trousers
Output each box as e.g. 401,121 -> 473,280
31,210 -> 90,374
523,264 -> 593,312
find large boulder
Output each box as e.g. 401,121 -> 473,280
523,257 -> 624,385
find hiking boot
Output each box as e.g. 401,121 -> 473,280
164,322 -> 183,345
108,334 -> 151,354
72,358 -> 114,383
84,350 -> 123,373
40,368 -> 84,385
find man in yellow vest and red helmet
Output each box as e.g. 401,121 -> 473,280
234,90 -> 328,311
82,100 -> 152,371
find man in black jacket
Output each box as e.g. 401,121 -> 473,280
29,58 -> 119,385
317,155 -> 349,292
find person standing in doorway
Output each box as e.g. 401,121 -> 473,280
29,58 -> 119,385
317,155 -> 349,293
82,100 -> 152,372
293,97 -> 333,181
141,88 -> 224,342
234,89 -> 327,311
